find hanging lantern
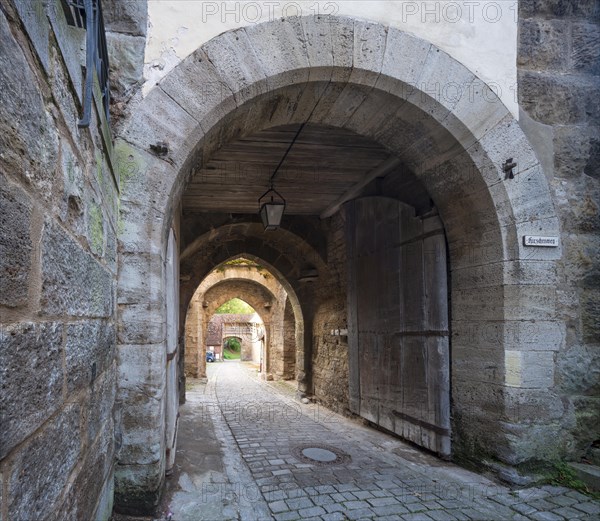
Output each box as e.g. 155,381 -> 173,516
258,187 -> 286,231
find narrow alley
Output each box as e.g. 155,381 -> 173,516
155,363 -> 600,521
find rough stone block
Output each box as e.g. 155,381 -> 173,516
117,252 -> 163,305
159,48 -> 235,135
504,388 -> 566,424
581,289 -> 600,343
7,403 -> 81,520
349,19 -> 387,88
475,114 -> 541,182
103,0 -> 147,37
558,344 -> 600,394
300,15 -> 334,82
408,47 -> 477,123
444,78 -> 511,150
328,16 -> 354,83
572,22 -> 600,75
518,70 -> 595,125
202,28 -> 269,106
114,460 -> 165,515
107,33 -> 145,98
117,343 -> 166,400
119,86 -> 200,169
518,19 -> 569,70
244,16 -> 309,92
0,175 -> 32,307
65,320 -> 115,394
47,1 -> 85,104
499,421 -> 563,464
0,10 -> 58,199
117,304 -> 165,345
0,322 -> 64,459
489,166 -> 556,225
505,350 -> 555,388
553,124 -> 594,179
519,0 -> 600,19
15,0 -> 49,72
87,366 -> 116,444
41,219 -> 113,317
378,28 -> 429,98
48,418 -> 115,521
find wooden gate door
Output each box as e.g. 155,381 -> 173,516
346,197 -> 450,456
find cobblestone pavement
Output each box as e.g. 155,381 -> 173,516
160,362 -> 600,521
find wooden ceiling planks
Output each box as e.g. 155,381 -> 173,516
183,124 -> 428,216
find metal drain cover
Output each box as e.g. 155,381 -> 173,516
302,447 -> 337,462
292,444 -> 351,466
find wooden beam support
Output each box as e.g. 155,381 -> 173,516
319,157 -> 402,219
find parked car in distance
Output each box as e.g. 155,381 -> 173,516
206,351 -> 216,363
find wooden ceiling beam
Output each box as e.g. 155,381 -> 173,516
319,157 -> 402,219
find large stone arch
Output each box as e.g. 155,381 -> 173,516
185,266 -> 295,380
115,15 -> 561,513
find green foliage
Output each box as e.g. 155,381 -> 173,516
548,461 -> 599,498
223,337 -> 242,360
224,337 -> 241,351
215,298 -> 255,314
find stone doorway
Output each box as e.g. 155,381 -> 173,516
115,16 -> 560,513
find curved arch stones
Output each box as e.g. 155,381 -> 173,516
114,15 -> 561,512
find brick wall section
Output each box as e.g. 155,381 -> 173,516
518,0 -> 600,459
0,1 -> 121,518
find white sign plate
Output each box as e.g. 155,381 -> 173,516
523,236 -> 559,247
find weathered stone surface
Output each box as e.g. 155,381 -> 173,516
119,86 -> 199,169
0,322 -> 64,459
0,175 -> 32,307
87,366 -> 116,444
519,70 -> 597,125
558,344 -> 600,394
65,320 -> 115,394
350,19 -> 387,88
520,0 -> 600,19
47,418 -> 115,521
0,10 -> 58,198
244,16 -> 309,92
553,125 -> 594,178
202,28 -> 269,106
581,289 -> 600,343
118,303 -> 165,345
15,0 -> 49,72
158,49 -> 235,138
571,22 -> 600,75
7,403 -> 81,519
518,19 -> 569,70
114,460 -> 164,515
107,32 -> 145,98
103,0 -> 148,36
41,219 -> 113,317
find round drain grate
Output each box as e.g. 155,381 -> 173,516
291,444 -> 351,466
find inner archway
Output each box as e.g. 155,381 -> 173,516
115,15 -> 560,513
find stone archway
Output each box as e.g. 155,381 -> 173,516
185,264 -> 294,381
115,15 -> 561,512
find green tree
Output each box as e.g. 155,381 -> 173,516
215,298 -> 255,314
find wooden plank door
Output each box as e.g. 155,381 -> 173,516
345,197 -> 450,457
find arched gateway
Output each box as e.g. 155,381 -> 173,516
114,16 -> 560,512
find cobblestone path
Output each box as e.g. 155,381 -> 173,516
161,362 -> 600,521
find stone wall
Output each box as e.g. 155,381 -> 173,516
517,0 -> 600,462
311,212 -> 350,413
0,0 -> 120,518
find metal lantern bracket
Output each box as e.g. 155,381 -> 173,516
258,187 -> 286,208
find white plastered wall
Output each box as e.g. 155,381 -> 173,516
143,0 -> 519,117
